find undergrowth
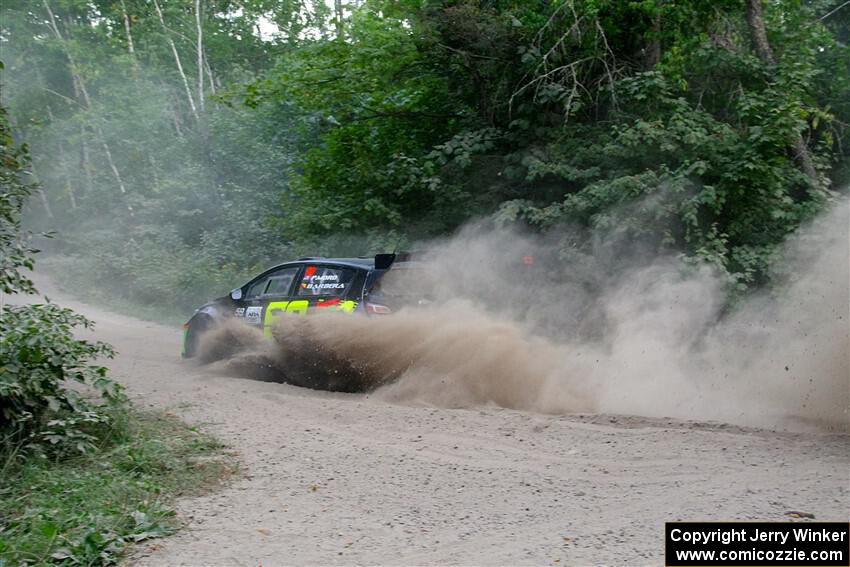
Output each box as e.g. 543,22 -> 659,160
0,409 -> 236,566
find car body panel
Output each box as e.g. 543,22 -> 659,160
182,255 -> 401,357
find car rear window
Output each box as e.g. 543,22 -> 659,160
297,265 -> 356,297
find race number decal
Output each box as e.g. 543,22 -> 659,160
263,301 -> 289,336
262,300 -> 311,337
285,299 -> 309,315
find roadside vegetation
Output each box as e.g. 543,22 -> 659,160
0,411 -> 231,565
0,0 -> 847,318
0,93 -> 233,566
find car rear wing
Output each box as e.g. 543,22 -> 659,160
374,253 -> 396,270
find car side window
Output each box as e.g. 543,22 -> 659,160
297,265 -> 355,297
246,277 -> 269,299
246,267 -> 300,299
264,267 -> 300,296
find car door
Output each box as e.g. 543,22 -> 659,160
256,263 -> 360,338
238,265 -> 302,333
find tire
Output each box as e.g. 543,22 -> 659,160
183,314 -> 213,359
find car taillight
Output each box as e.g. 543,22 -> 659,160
366,302 -> 392,315
182,322 -> 190,330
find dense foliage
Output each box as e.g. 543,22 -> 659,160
1,95 -> 232,567
1,0 -> 848,312
0,90 -> 121,457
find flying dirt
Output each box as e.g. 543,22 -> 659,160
24,202 -> 848,566
197,199 -> 850,432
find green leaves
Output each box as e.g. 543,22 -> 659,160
2,0 -> 848,309
0,101 -> 39,296
0,91 -> 126,458
1,409 -> 228,566
0,302 -> 123,455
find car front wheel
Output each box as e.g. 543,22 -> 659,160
183,314 -> 214,359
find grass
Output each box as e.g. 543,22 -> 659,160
0,409 -> 236,566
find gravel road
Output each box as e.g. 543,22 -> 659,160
31,284 -> 849,566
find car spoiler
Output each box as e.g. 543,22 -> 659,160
374,253 -> 396,270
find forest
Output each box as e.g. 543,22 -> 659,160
1,0 -> 848,313
1,1 -> 848,563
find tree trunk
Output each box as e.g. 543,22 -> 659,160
46,105 -> 77,209
205,55 -> 217,96
745,0 -> 774,65
27,165 -> 55,219
154,79 -> 186,138
153,0 -> 200,122
120,0 -> 137,59
37,187 -> 55,219
195,0 -> 205,113
335,0 -> 344,39
745,0 -> 820,188
80,124 -> 94,197
44,0 -> 131,210
646,4 -> 662,68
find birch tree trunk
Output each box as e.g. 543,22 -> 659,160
15,108 -> 57,218
205,51 -> 217,96
28,162 -> 55,219
46,105 -> 77,209
80,124 -> 94,197
37,185 -> 55,219
745,0 -> 820,189
120,0 -> 136,59
43,0 -> 131,211
153,0 -> 200,122
196,0 -> 205,113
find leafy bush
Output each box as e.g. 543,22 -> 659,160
0,302 -> 122,455
0,79 -> 232,567
0,85 -> 125,457
0,77 -> 37,297
0,409 -> 233,566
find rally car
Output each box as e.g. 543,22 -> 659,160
181,253 -> 411,358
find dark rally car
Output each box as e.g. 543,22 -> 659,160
181,253 -> 411,358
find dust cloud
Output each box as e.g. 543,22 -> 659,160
199,200 -> 849,431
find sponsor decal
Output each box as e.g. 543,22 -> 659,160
260,299 -> 357,337
301,269 -> 345,290
234,307 -> 246,317
245,306 -> 262,324
304,282 -> 345,290
316,298 -> 357,313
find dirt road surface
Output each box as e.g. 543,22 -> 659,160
27,283 -> 850,566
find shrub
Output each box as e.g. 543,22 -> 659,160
0,302 -> 123,455
1,84 -> 125,457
